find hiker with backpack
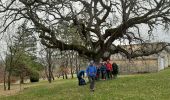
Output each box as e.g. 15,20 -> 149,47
86,60 -> 97,92
112,62 -> 119,79
77,70 -> 86,86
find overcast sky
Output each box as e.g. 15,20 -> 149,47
0,0 -> 170,59
141,25 -> 170,43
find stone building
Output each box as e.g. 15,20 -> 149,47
111,42 -> 170,74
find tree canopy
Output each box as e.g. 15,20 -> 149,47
1,0 -> 170,61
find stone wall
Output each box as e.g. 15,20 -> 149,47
113,58 -> 158,74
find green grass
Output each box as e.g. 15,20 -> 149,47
1,68 -> 170,100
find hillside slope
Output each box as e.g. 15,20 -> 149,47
1,68 -> 170,100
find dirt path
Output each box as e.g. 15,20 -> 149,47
0,84 -> 23,96
0,80 -> 47,96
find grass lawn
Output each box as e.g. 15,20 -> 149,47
1,68 -> 170,100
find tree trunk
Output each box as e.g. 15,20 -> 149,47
7,70 -> 11,90
46,48 -> 53,83
62,72 -> 64,79
65,72 -> 68,79
20,73 -> 24,84
71,69 -> 74,79
3,66 -> 6,91
70,51 -> 74,79
19,73 -> 23,91
44,66 -> 49,80
65,56 -> 68,79
51,71 -> 55,80
75,53 -> 79,75
48,64 -> 52,83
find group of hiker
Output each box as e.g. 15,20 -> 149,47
77,59 -> 119,92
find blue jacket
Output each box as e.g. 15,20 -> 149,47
86,65 -> 97,77
77,70 -> 85,78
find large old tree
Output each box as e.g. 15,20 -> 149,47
1,0 -> 170,61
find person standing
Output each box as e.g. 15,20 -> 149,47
86,61 -> 97,92
106,59 -> 112,79
112,62 -> 119,79
100,62 -> 107,80
95,64 -> 101,80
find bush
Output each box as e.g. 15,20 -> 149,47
30,71 -> 39,82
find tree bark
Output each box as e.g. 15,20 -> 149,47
75,53 -> 79,75
44,66 -> 49,80
71,68 -> 74,79
65,73 -> 68,79
20,73 -> 24,84
7,70 -> 11,90
62,72 -> 64,79
48,64 -> 52,83
70,51 -> 74,79
3,66 -> 6,91
51,70 -> 55,80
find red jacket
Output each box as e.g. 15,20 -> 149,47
106,63 -> 112,71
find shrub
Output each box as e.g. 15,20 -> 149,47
30,71 -> 39,82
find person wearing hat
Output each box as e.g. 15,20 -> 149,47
86,60 -> 97,92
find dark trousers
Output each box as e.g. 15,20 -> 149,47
106,70 -> 112,79
112,71 -> 118,79
89,76 -> 95,90
78,77 -> 82,85
95,73 -> 100,80
101,71 -> 106,79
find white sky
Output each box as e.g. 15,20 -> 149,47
140,25 -> 170,43
0,0 -> 170,59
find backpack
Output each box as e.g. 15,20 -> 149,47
79,78 -> 86,85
